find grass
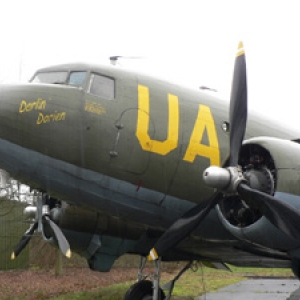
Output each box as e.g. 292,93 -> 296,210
50,283 -> 133,300
49,265 -> 294,300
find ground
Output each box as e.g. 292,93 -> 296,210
0,239 -> 183,300
0,267 -> 138,300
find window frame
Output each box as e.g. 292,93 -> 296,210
87,73 -> 115,100
67,71 -> 88,87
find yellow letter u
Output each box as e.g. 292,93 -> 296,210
136,85 -> 179,156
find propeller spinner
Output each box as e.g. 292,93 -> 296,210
148,42 -> 300,261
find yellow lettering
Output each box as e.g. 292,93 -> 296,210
85,100 -> 106,115
36,112 -> 66,125
19,99 -> 46,113
19,100 -> 27,113
136,85 -> 179,155
37,113 -> 43,124
183,105 -> 220,166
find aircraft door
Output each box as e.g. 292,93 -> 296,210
108,77 -> 150,176
80,72 -> 149,177
109,80 -> 183,198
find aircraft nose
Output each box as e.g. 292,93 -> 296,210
0,83 -> 47,150
0,84 -> 47,137
0,85 -> 21,139
0,83 -> 46,178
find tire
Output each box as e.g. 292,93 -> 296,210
124,280 -> 165,300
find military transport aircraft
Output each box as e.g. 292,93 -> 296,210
3,42 -> 300,299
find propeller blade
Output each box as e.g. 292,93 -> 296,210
11,222 -> 38,260
148,193 -> 223,260
43,215 -> 71,258
238,183 -> 300,240
148,42 -> 249,260
229,41 -> 247,166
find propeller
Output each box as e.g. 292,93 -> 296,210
11,222 -> 38,260
148,42 -> 300,261
229,42 -> 247,166
148,193 -> 223,261
237,183 -> 300,240
11,194 -> 71,260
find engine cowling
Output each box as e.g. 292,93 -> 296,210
216,137 -> 300,251
49,203 -> 144,271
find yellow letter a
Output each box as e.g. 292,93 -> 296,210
183,104 -> 220,166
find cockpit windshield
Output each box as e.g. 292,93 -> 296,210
68,71 -> 86,86
31,71 -> 69,84
31,71 -> 87,87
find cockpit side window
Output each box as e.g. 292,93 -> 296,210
68,71 -> 87,87
88,73 -> 115,100
31,71 -> 68,84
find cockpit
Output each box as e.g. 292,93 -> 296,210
31,71 -> 87,87
30,65 -> 115,100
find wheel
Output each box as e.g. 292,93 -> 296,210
124,280 -> 165,300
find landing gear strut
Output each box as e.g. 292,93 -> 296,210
124,256 -> 192,300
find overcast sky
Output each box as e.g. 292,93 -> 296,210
1,0 -> 300,127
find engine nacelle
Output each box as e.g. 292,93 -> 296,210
49,203 -> 144,271
216,137 -> 300,251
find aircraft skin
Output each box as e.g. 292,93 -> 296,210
2,59 -> 300,290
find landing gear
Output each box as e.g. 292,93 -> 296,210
124,280 -> 165,300
124,256 -> 192,300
